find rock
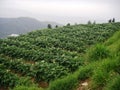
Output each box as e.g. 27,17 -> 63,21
81,82 -> 88,86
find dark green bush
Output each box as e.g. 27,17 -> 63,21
48,75 -> 78,90
87,44 -> 110,61
77,64 -> 93,80
92,69 -> 109,88
105,76 -> 120,90
13,85 -> 43,90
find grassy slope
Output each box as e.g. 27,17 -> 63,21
48,30 -> 120,90
0,23 -> 120,90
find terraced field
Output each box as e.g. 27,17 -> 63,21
0,22 -> 120,90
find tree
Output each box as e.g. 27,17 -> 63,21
88,20 -> 91,24
93,21 -> 96,24
48,24 -> 52,29
55,25 -> 58,28
112,18 -> 115,23
108,19 -> 112,23
66,23 -> 70,26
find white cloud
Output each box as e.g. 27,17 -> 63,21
0,0 -> 120,24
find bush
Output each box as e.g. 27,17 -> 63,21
92,69 -> 109,87
48,63 -> 95,90
87,44 -> 110,62
16,77 -> 33,86
91,57 -> 120,89
105,75 -> 120,90
100,58 -> 120,74
48,75 -> 78,90
13,85 -> 43,90
77,64 -> 94,80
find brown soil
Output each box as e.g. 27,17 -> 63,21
38,81 -> 49,88
0,87 -> 8,90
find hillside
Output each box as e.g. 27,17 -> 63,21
0,22 -> 120,90
0,17 -> 61,38
48,30 -> 120,90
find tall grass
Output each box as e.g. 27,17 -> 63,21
13,85 -> 43,90
86,44 -> 110,62
48,74 -> 78,90
48,30 -> 120,90
105,31 -> 120,46
105,75 -> 120,90
105,30 -> 120,57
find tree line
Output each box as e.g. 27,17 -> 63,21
47,18 -> 116,29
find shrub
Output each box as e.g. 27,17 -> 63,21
91,69 -> 109,89
91,57 -> 120,89
16,77 -> 33,86
13,85 -> 43,90
100,58 -> 120,74
87,44 -> 110,62
105,75 -> 120,90
77,64 -> 94,80
48,75 -> 78,90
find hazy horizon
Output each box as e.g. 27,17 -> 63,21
0,0 -> 120,24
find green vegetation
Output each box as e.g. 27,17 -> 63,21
49,75 -> 78,90
0,22 -> 120,90
105,75 -> 120,90
86,44 -> 110,61
48,30 -> 120,90
13,84 -> 43,90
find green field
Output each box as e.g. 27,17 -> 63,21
0,22 -> 120,90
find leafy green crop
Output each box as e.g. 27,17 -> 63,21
0,22 -> 120,89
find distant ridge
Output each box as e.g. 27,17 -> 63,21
0,17 -> 62,38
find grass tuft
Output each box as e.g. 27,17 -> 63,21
86,44 -> 110,62
48,75 -> 78,90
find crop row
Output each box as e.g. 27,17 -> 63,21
0,64 -> 19,88
0,22 -> 120,89
0,44 -> 82,72
0,56 -> 69,82
7,23 -> 120,53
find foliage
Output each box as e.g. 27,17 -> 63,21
87,44 -> 110,62
0,64 -> 19,88
13,85 -> 42,90
48,30 -> 120,90
33,62 -> 68,82
105,75 -> 120,90
77,64 -> 94,80
48,75 -> 78,90
0,23 -> 120,89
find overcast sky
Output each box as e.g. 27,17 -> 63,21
0,0 -> 120,24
